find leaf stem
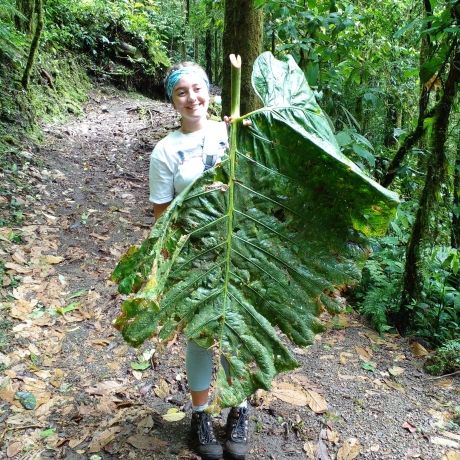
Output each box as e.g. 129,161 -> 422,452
218,55 -> 242,367
230,54 -> 241,119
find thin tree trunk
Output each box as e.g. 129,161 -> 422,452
214,30 -> 219,84
451,127 -> 460,248
396,47 -> 460,333
205,2 -> 213,83
222,0 -> 263,117
21,0 -> 43,90
380,102 -> 435,187
180,0 -> 189,60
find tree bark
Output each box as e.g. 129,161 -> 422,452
222,0 -> 263,117
205,1 -> 213,83
396,46 -> 460,333
21,0 -> 43,90
380,101 -> 435,187
451,127 -> 460,248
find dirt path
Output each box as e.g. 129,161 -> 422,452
1,87 -> 459,460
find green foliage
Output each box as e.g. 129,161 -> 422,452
412,246 -> 460,346
112,52 -> 398,406
43,0 -> 170,89
0,0 -> 27,62
356,202 -> 460,345
355,201 -> 414,332
424,340 -> 460,376
29,55 -> 91,122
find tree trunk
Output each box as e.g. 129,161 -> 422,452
396,47 -> 460,333
222,0 -> 263,117
180,0 -> 189,60
21,0 -> 43,90
380,100 -> 434,187
214,30 -> 219,84
205,2 -> 213,83
451,128 -> 460,248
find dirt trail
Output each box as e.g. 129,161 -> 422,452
1,86 -> 459,460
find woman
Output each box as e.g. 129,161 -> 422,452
149,62 -> 249,460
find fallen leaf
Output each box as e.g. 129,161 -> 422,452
271,382 -> 309,406
444,451 -> 460,460
162,408 -> 186,422
382,379 -> 405,393
138,415 -> 154,429
44,255 -> 65,264
154,379 -> 170,399
355,346 -> 373,361
361,331 -> 386,345
88,426 -> 121,452
10,299 -> 35,320
15,391 -> 37,410
12,251 -> 27,264
339,352 -> 354,364
410,341 -> 429,357
431,436 -> 459,448
442,431 -> 460,442
132,370 -> 143,380
337,437 -> 361,460
303,440 -> 316,460
305,389 -> 328,413
49,368 -> 65,388
4,262 -> 32,274
324,428 -> 340,444
85,380 -> 126,395
361,361 -> 376,372
6,441 -> 22,457
402,421 -> 417,433
126,434 -> 169,450
388,366 -> 405,376
433,378 -> 454,389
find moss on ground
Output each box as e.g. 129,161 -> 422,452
0,51 -> 91,228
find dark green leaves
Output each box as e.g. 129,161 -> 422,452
112,52 -> 398,407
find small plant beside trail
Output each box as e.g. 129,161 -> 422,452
424,340 -> 460,376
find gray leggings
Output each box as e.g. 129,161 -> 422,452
186,340 -> 230,391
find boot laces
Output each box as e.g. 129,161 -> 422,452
197,412 -> 216,443
231,408 -> 248,441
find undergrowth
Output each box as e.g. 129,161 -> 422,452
1,50 -> 90,228
354,201 -> 460,347
424,340 -> 460,376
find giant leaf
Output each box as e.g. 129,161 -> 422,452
112,52 -> 399,407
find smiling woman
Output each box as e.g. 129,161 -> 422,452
147,62 -> 249,460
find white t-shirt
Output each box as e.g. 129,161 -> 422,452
149,120 -> 228,204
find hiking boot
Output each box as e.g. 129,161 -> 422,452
224,407 -> 249,459
190,411 -> 223,460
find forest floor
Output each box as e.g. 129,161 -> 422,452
1,86 -> 459,460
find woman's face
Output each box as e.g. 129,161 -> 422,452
171,73 -> 210,124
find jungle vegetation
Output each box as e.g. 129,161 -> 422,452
1,0 -> 459,357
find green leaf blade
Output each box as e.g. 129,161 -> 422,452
112,52 -> 399,407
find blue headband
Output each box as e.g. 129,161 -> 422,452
165,67 -> 209,101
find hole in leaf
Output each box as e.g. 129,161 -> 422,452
273,208 -> 285,222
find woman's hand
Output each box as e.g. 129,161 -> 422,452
223,115 -> 252,127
